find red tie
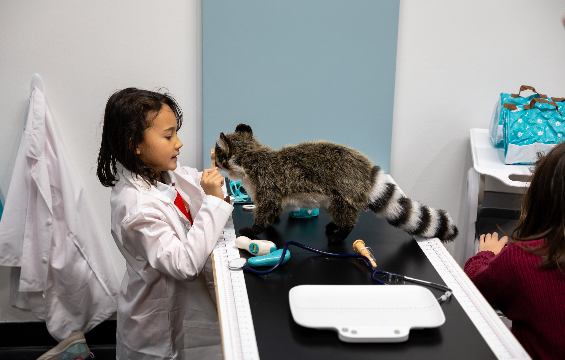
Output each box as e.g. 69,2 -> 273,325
174,190 -> 193,225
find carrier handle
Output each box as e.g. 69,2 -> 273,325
523,98 -> 562,115
511,85 -> 547,99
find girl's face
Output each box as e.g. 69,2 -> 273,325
136,104 -> 183,180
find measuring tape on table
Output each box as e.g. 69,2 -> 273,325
212,216 -> 259,360
416,237 -> 530,360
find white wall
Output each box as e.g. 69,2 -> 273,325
391,0 -> 565,265
0,1 -> 202,321
2,0 -> 565,323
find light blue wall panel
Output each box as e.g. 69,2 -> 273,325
203,0 -> 399,172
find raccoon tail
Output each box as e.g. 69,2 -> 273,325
365,167 -> 458,242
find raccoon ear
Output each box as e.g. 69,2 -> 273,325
216,136 -> 227,153
220,132 -> 233,158
235,124 -> 253,135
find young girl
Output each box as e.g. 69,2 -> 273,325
97,88 -> 232,360
464,142 -> 565,360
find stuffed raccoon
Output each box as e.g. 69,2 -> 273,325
215,124 -> 458,244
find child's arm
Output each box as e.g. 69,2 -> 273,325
464,233 -> 514,309
121,197 -> 232,281
465,232 -> 509,280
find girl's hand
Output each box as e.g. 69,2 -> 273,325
478,232 -> 508,255
200,168 -> 225,200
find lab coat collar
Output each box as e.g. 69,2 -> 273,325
25,89 -> 47,160
116,163 -> 180,204
156,173 -> 178,203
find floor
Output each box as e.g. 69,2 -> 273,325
0,321 -> 116,359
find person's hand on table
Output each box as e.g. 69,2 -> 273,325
478,232 -> 508,255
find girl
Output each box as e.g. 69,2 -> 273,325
464,142 -> 565,360
97,88 -> 232,360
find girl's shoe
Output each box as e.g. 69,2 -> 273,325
37,332 -> 94,360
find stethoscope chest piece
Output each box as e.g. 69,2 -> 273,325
228,257 -> 247,270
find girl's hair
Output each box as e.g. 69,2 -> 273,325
97,88 -> 183,187
512,141 -> 565,270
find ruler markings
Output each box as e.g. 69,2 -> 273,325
417,237 -> 530,360
213,216 -> 260,360
215,236 -> 243,360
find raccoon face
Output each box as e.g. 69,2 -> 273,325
214,123 -> 255,179
214,132 -> 233,172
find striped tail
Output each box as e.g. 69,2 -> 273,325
365,167 -> 458,242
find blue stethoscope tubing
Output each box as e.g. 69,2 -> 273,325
241,240 -> 384,282
237,240 -> 453,302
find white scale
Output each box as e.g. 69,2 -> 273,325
212,217 -> 530,360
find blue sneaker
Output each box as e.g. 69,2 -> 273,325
37,332 -> 94,360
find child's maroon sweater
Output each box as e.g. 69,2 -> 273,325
464,239 -> 565,360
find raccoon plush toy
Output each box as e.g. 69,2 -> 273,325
215,124 -> 458,244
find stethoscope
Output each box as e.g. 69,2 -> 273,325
228,240 -> 453,304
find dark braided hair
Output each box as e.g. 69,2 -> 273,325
512,141 -> 565,270
97,88 -> 183,187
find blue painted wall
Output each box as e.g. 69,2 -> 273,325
203,0 -> 399,173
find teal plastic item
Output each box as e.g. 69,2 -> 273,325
289,208 -> 319,218
229,180 -> 251,203
247,248 -> 291,268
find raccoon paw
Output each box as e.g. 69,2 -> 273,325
328,232 -> 347,244
325,222 -> 339,233
327,226 -> 353,244
239,225 -> 264,237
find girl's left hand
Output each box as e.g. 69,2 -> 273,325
478,232 -> 508,255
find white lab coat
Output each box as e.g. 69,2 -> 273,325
0,88 -> 119,341
111,162 -> 233,360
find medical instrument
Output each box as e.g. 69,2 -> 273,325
228,248 -> 291,270
228,240 -> 453,303
229,180 -> 250,203
248,249 -> 290,267
235,236 -> 276,256
352,239 -> 377,268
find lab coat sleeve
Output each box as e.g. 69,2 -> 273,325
121,195 -> 232,281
